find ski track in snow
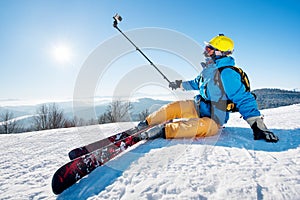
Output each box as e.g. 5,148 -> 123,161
0,105 -> 300,200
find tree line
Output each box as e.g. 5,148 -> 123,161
253,88 -> 300,109
2,88 -> 298,134
0,101 -> 150,134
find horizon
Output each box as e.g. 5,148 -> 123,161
0,87 -> 299,107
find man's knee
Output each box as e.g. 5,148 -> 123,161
164,117 -> 219,138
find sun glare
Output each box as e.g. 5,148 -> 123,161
52,43 -> 72,64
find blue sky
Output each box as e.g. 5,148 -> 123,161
0,0 -> 299,102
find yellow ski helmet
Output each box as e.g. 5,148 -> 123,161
208,34 -> 234,52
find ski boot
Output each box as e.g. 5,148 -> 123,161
139,124 -> 166,140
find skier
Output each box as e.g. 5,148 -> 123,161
138,34 -> 279,143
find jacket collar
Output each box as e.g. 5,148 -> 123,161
215,56 -> 235,68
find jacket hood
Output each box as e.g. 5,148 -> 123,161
215,56 -> 235,68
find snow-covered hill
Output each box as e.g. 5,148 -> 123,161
0,104 -> 300,199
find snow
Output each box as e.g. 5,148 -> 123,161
0,115 -> 35,126
0,104 -> 300,200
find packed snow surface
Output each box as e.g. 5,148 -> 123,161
0,104 -> 300,199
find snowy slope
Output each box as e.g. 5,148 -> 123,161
0,105 -> 300,200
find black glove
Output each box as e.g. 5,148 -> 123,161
201,58 -> 214,67
247,116 -> 279,143
169,80 -> 182,90
201,62 -> 207,68
251,122 -> 279,142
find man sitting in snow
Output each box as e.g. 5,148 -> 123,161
138,34 -> 279,143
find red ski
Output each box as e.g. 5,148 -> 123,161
52,125 -> 152,195
52,119 -> 183,194
68,125 -> 145,160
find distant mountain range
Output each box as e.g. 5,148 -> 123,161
1,88 -> 300,128
253,88 -> 300,109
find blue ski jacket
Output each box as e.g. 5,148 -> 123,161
182,56 -> 260,125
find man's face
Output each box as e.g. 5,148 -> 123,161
203,45 -> 215,58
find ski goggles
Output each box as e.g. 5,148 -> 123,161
205,45 -> 215,52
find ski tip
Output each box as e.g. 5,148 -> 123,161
68,150 -> 77,160
51,164 -> 75,195
68,147 -> 88,160
51,171 -> 65,195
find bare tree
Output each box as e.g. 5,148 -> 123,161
48,104 -> 65,129
98,100 -> 133,123
33,104 -> 49,130
33,103 -> 66,130
138,109 -> 150,121
0,110 -> 19,134
98,113 -> 107,124
64,116 -> 86,128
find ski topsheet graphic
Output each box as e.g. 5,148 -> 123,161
68,125 -> 145,160
52,124 -> 153,195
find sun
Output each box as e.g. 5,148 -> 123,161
52,43 -> 72,64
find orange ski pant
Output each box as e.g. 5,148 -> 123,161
145,100 -> 220,139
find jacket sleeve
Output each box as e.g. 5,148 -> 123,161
182,75 -> 201,91
220,68 -> 260,119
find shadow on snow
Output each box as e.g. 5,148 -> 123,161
57,127 -> 300,199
